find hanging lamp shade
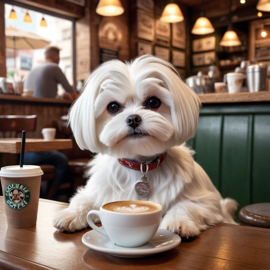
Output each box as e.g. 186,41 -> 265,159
257,0 -> 270,12
220,30 -> 241,46
160,3 -> 184,23
192,17 -> 214,35
23,12 -> 32,23
40,17 -> 47,27
96,0 -> 124,16
8,8 -> 17,20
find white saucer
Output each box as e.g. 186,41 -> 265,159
82,228 -> 181,258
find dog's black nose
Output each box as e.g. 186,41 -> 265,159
126,115 -> 141,129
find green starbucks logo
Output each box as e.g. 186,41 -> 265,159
4,183 -> 31,210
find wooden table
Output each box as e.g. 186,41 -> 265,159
0,197 -> 270,270
0,138 -> 73,153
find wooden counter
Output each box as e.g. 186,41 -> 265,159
198,91 -> 270,104
0,94 -> 72,105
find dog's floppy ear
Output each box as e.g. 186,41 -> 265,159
169,72 -> 201,145
68,74 -> 100,153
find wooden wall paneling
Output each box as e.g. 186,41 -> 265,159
0,2 -> 6,78
195,115 -> 223,189
220,115 -> 252,213
252,115 -> 270,204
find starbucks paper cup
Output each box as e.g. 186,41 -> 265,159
0,165 -> 43,228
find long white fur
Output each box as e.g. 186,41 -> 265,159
53,55 -> 238,237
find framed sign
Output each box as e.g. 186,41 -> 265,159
137,0 -> 154,11
249,19 -> 270,61
99,18 -> 122,51
172,21 -> 186,49
138,42 -> 152,56
172,50 -> 185,67
137,9 -> 155,41
155,46 -> 170,62
155,19 -> 170,47
192,51 -> 215,66
193,36 -> 216,52
100,49 -> 119,63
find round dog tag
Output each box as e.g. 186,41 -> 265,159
135,181 -> 150,198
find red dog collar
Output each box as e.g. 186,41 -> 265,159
118,153 -> 167,172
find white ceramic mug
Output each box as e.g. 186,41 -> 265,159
227,73 -> 244,93
87,201 -> 162,247
42,128 -> 56,141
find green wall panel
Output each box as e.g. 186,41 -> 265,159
220,115 -> 252,212
195,115 -> 223,189
252,115 -> 270,203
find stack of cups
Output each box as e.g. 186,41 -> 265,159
227,73 -> 244,93
0,165 -> 43,228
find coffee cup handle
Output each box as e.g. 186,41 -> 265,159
87,210 -> 108,237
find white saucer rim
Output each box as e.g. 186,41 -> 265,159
82,228 -> 181,256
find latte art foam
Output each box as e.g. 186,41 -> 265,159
114,204 -> 149,213
103,200 -> 161,214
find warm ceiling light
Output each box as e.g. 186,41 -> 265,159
257,0 -> 270,11
23,11 -> 32,23
220,30 -> 241,46
192,17 -> 214,35
192,0 -> 214,35
8,7 -> 17,20
258,11 -> 263,17
40,17 -> 47,27
160,3 -> 184,23
261,29 -> 268,37
96,0 -> 124,16
240,0 -> 245,3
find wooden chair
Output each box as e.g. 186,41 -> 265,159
0,115 -> 56,196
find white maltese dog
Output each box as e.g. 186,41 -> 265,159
53,55 -> 237,237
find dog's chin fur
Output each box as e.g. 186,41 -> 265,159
53,55 -> 238,237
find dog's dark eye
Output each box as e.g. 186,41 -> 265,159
107,102 -> 121,114
146,97 -> 161,109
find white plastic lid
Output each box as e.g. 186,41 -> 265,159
227,72 -> 244,77
0,165 -> 44,178
42,128 -> 56,133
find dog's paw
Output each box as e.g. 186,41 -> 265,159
160,218 -> 201,238
53,208 -> 87,232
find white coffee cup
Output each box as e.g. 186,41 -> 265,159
42,128 -> 56,141
214,82 -> 228,93
227,73 -> 244,93
87,200 -> 162,247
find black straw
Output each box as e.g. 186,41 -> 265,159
20,130 -> 26,168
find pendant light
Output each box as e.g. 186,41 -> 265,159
40,16 -> 47,27
220,0 -> 241,47
8,6 -> 17,20
191,0 -> 214,35
257,0 -> 270,12
23,10 -> 32,23
96,0 -> 124,16
160,3 -> 184,23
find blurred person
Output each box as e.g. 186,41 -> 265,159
24,46 -> 78,101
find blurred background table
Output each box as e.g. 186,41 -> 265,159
0,138 -> 73,153
0,198 -> 269,270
